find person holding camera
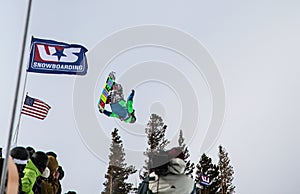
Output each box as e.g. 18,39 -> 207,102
145,147 -> 195,194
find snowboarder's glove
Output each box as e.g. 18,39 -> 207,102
127,90 -> 135,101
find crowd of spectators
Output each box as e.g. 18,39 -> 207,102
0,146 -> 77,194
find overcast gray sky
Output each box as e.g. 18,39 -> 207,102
2,1 -> 300,193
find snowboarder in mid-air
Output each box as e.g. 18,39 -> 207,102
99,72 -> 136,124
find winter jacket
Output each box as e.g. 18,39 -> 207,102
40,156 -> 60,194
21,159 -> 42,194
41,178 -> 60,194
148,158 -> 195,194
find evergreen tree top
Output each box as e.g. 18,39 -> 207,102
101,128 -> 136,194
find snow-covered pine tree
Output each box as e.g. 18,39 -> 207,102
218,145 -> 235,194
102,128 -> 136,194
143,114 -> 169,177
195,153 -> 220,194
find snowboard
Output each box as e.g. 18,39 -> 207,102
98,73 -> 115,112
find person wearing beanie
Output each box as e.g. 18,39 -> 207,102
21,151 -> 48,194
10,146 -> 30,193
46,151 -> 64,194
147,147 -> 196,194
11,147 -> 29,161
40,155 -> 60,194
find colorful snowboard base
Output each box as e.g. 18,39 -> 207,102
98,74 -> 115,112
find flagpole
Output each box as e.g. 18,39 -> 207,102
12,72 -> 29,145
0,0 -> 32,193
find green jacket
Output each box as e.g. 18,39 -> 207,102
22,159 -> 42,194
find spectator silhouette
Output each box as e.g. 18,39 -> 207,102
21,151 -> 48,194
46,151 -> 64,194
40,155 -> 60,194
142,147 -> 196,194
10,146 -> 29,193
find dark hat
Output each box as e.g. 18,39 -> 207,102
31,151 -> 48,170
149,150 -> 169,169
65,191 -> 77,194
167,147 -> 185,160
10,146 -> 29,161
46,151 -> 57,158
26,146 -> 35,158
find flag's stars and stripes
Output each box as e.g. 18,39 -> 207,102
21,95 -> 51,120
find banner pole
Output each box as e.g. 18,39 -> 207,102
12,71 -> 29,145
0,0 -> 32,193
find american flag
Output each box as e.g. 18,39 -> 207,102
21,95 -> 51,120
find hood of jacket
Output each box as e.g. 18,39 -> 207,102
148,158 -> 194,194
168,158 -> 186,175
